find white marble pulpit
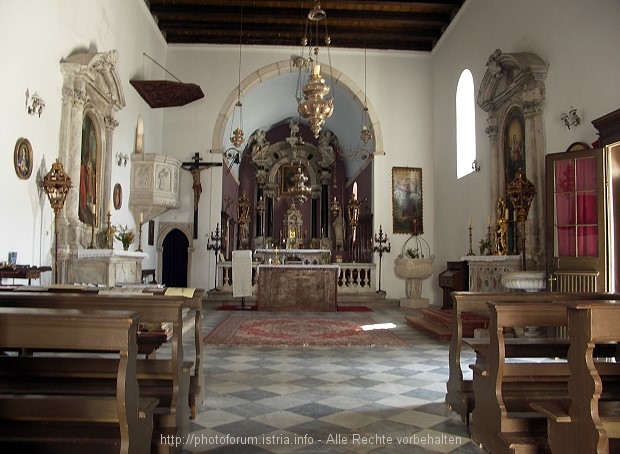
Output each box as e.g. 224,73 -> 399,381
66,249 -> 148,286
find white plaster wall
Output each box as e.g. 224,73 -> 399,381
162,45 -> 434,296
0,0 -> 166,283
431,0 -> 620,306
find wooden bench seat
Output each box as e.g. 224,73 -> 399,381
0,307 -> 155,454
0,291 -> 197,452
470,300 -> 620,453
446,291 -> 620,427
530,302 -> 620,453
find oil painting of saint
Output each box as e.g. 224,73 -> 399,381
392,167 -> 423,234
79,114 -> 98,225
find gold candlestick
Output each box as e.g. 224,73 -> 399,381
466,225 -> 474,256
137,222 -> 143,252
106,211 -> 114,249
88,212 -> 97,249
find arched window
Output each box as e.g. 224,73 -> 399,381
456,69 -> 476,179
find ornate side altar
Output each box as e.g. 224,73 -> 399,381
257,264 -> 338,311
66,249 -> 147,286
254,249 -> 330,265
462,255 -> 521,292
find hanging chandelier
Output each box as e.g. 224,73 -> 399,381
225,3 -> 245,172
296,0 -> 334,138
288,165 -> 312,205
360,45 -> 372,144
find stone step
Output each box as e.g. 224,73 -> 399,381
405,315 -> 451,341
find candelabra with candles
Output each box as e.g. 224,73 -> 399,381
466,218 -> 474,256
373,225 -> 391,294
105,210 -> 115,249
136,213 -> 144,252
206,223 -> 222,291
88,204 -> 97,249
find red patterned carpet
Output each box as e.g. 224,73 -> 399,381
203,314 -> 409,347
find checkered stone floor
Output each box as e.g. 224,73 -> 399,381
181,302 -> 484,453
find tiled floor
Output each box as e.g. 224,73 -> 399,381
183,301 -> 484,453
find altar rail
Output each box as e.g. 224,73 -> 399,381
217,261 -> 376,294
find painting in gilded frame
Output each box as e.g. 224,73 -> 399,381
392,167 -> 423,234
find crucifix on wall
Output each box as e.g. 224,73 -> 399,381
181,152 -> 222,238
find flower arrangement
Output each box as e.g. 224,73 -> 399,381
114,224 -> 135,250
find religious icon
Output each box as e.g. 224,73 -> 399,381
392,167 -> 423,234
13,137 -> 33,180
79,114 -> 99,226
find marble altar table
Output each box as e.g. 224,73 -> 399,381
257,264 -> 338,311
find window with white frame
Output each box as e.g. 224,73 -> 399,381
456,69 -> 476,179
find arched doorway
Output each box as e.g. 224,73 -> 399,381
162,229 -> 189,287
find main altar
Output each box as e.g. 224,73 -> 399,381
257,264 -> 339,311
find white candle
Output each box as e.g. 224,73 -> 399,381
313,64 -> 321,76
108,200 -> 114,213
505,208 -> 509,219
139,212 -> 143,224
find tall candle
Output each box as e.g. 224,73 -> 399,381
313,64 -> 321,76
139,212 -> 143,224
108,200 -> 113,213
504,208 -> 509,220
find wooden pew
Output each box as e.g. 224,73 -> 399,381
0,307 -> 157,454
446,291 -> 620,427
144,287 -> 206,418
470,300 -> 620,453
532,301 -> 620,454
0,291 -> 194,452
4,285 -> 205,418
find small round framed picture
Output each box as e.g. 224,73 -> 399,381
14,137 -> 33,180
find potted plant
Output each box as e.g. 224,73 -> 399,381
394,231 -> 434,308
114,225 -> 135,251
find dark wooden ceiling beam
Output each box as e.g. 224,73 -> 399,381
147,0 -> 464,51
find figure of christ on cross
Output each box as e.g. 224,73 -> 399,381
181,152 -> 222,238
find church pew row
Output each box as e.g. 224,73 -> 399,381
446,291 -> 620,427
0,291 -> 197,453
3,285 -> 205,419
470,300 -> 620,454
0,307 -> 157,454
531,301 -> 620,454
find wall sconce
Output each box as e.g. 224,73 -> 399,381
560,107 -> 581,130
116,152 -> 129,167
472,160 -> 481,172
27,91 -> 45,117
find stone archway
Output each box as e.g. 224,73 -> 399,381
211,59 -> 385,158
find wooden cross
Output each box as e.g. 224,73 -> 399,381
181,152 -> 222,238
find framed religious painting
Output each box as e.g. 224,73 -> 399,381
279,164 -> 298,195
14,137 -> 33,180
392,167 -> 423,234
113,183 -> 122,210
78,113 -> 99,226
